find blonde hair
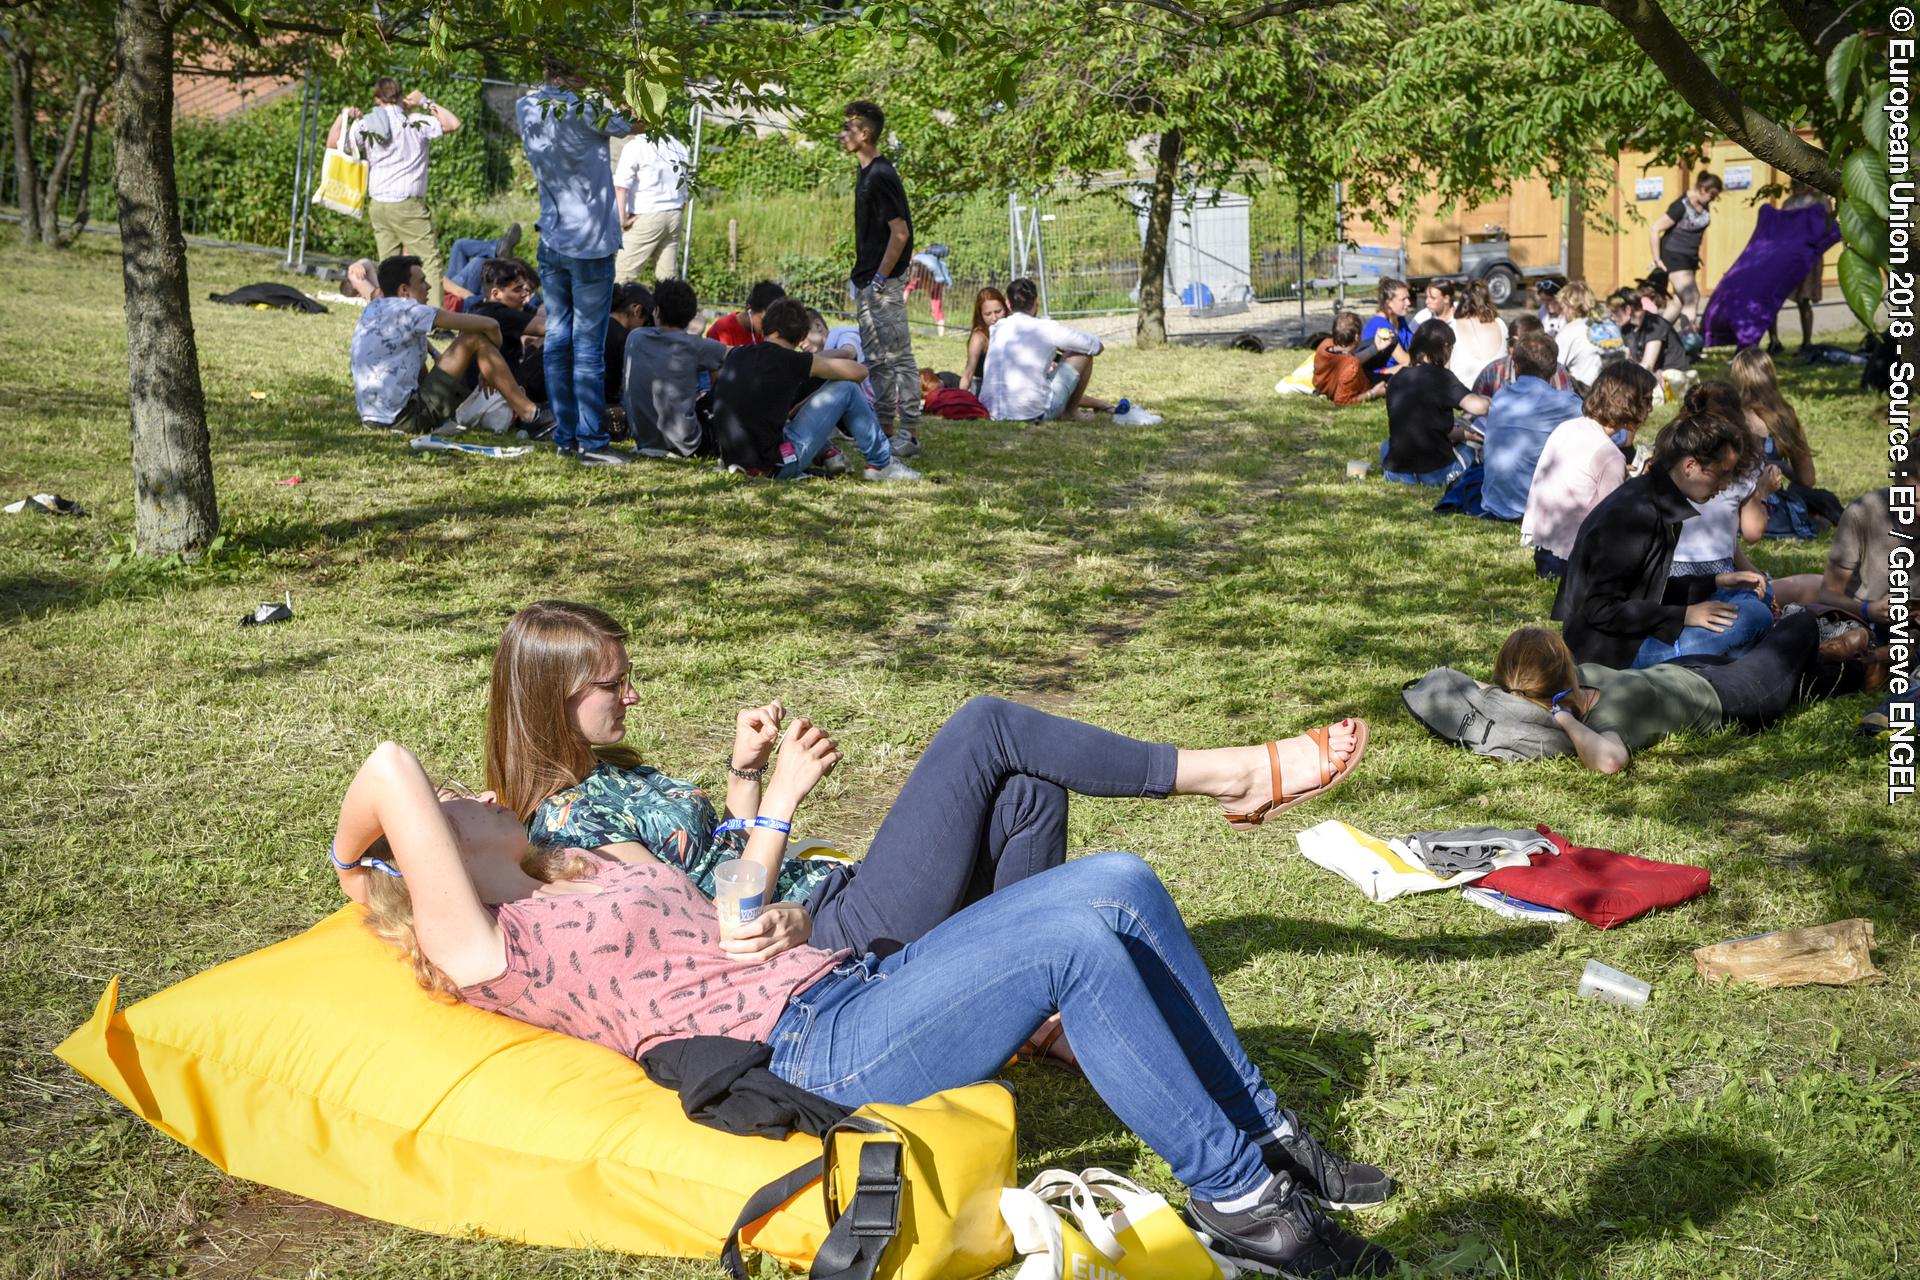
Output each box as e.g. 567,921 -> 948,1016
1493,627 -> 1582,713
1557,280 -> 1597,324
484,601 -> 640,822
1730,348 -> 1813,470
363,839 -> 593,995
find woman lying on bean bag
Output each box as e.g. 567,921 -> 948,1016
329,740 -> 1397,1279
1486,614 -> 1860,772
479,602 -> 1367,965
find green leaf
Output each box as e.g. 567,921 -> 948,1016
1838,246 -> 1885,327
1843,147 -> 1890,219
1561,1102 -> 1591,1130
1864,81 -> 1892,153
937,30 -> 957,59
1839,199 -> 1890,271
1827,33 -> 1864,112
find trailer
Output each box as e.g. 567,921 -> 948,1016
1341,177 -> 1570,306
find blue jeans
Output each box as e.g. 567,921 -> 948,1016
1632,583 -> 1774,667
772,852 -> 1279,1202
447,237 -> 496,286
537,246 -> 616,451
1381,439 -> 1475,487
776,380 -> 893,478
807,696 -> 1176,955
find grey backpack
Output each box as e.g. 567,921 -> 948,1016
1401,667 -> 1568,761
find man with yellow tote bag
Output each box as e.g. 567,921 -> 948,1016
327,78 -> 461,306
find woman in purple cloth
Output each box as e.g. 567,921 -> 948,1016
1700,184 -> 1840,351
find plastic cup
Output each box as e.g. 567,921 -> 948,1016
713,858 -> 767,932
1577,958 -> 1651,1008
1345,459 -> 1370,479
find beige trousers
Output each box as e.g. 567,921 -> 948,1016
616,208 -> 682,283
368,197 -> 444,307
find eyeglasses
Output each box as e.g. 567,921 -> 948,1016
585,670 -> 635,695
436,778 -> 475,800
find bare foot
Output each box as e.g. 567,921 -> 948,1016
1215,720 -> 1360,818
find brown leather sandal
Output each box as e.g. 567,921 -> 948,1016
1222,719 -> 1371,831
1011,1015 -> 1082,1074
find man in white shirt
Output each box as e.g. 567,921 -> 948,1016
328,79 -> 462,306
614,129 -> 691,284
978,277 -> 1104,420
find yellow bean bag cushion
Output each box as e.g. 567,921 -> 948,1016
55,906 -> 876,1262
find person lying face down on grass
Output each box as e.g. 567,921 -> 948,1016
1483,618 -> 1863,773
349,254 -> 546,435
469,600 -> 1370,975
329,733 -> 1397,1279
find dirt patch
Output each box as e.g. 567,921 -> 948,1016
183,1189 -> 368,1280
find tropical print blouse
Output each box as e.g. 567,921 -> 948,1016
529,761 -> 839,903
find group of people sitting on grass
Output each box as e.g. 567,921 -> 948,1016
346,257 -> 1162,479
1386,332 -> 1901,760
331,601 -> 1393,1278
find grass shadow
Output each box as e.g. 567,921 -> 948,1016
1191,914 -> 1556,969
1390,1130 -> 1779,1275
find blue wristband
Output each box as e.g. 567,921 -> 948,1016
330,839 -> 404,877
716,815 -> 794,836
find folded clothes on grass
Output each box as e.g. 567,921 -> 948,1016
1295,820 -> 1531,902
1475,826 -> 1710,929
1403,827 -> 1554,877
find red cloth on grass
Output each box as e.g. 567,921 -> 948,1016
924,387 -> 990,420
1474,826 -> 1709,929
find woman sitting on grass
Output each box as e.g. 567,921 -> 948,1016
330,739 -> 1397,1280
1730,348 -> 1839,540
1485,614 -> 1858,771
1380,320 -> 1488,486
1520,362 -> 1657,580
959,286 -> 1009,394
481,601 -> 1367,965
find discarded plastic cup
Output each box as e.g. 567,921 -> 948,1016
1577,958 -> 1651,1008
713,858 -> 767,932
1345,459 -> 1370,479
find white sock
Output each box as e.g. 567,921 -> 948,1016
1208,1173 -> 1274,1214
1269,1116 -> 1297,1142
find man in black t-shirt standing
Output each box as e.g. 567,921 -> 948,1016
840,99 -> 922,457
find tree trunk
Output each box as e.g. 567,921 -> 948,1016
1136,126 -> 1182,350
114,0 -> 218,558
8,44 -> 43,245
62,87 -> 98,245
41,80 -> 99,245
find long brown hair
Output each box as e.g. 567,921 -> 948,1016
485,600 -> 640,821
970,286 -> 1009,337
364,841 -> 593,996
1730,348 -> 1813,470
1493,627 -> 1582,714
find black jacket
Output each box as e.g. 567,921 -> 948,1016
639,1035 -> 850,1139
1551,468 -> 1717,668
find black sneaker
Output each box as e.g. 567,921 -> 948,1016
494,222 -> 523,260
1262,1113 -> 1396,1210
577,446 -> 635,466
1184,1176 -> 1395,1278
553,442 -> 578,459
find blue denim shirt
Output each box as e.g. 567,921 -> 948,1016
515,86 -> 632,259
1482,376 -> 1586,520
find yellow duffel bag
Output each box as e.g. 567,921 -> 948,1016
54,906 -> 1016,1279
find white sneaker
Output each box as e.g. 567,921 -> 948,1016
819,447 -> 851,477
865,459 -> 923,481
1113,404 -> 1162,426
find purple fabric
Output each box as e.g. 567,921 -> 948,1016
1702,203 -> 1840,349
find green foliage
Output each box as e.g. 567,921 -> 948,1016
1822,34 -> 1892,326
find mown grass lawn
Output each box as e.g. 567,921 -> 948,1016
1,234 -> 1915,1280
